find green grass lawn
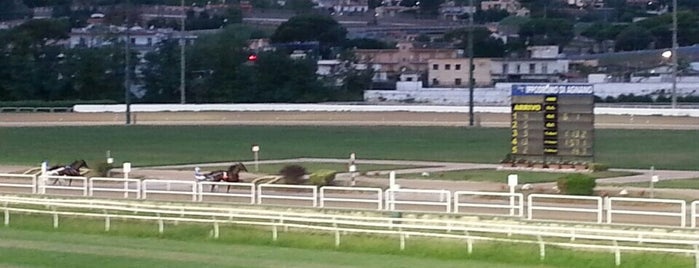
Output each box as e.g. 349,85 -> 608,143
385,169 -> 638,183
1,126 -> 697,170
624,178 -> 699,189
0,214 -> 692,268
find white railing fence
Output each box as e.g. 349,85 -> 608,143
88,177 -> 141,199
5,173 -> 699,228
607,197 -> 687,227
454,191 -> 523,217
528,194 -> 604,224
2,195 -> 699,268
385,189 -> 451,212
142,180 -> 197,202
0,173 -> 36,194
692,201 -> 699,228
319,186 -> 382,210
39,175 -> 88,196
197,182 -> 255,204
257,184 -> 318,207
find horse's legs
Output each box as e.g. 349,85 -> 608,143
68,178 -> 72,186
210,184 -> 216,192
227,185 -> 231,193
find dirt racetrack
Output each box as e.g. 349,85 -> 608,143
1,111 -> 699,129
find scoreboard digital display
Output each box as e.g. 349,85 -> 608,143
510,84 -> 594,162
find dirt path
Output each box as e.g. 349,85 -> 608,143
2,111 -> 699,129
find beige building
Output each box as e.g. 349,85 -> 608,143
427,58 -> 493,87
354,42 -> 459,78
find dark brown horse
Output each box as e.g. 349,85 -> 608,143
196,163 -> 247,192
47,160 -> 89,186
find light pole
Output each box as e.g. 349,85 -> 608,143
670,0 -> 678,109
467,0 -> 475,126
180,0 -> 186,104
124,0 -> 131,125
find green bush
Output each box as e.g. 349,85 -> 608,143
280,164 -> 307,184
557,173 -> 596,195
588,163 -> 609,172
309,169 -> 337,186
94,162 -> 114,177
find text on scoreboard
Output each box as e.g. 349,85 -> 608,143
510,84 -> 594,158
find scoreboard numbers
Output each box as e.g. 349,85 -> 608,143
510,84 -> 594,163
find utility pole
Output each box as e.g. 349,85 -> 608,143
467,0 -> 475,126
124,0 -> 131,125
671,0 -> 678,109
180,0 -> 186,104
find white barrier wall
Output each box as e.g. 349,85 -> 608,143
73,104 -> 699,117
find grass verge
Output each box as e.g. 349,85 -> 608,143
0,213 -> 693,268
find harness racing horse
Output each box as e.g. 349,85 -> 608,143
47,160 -> 89,186
195,163 -> 247,192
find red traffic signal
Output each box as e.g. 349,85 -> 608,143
247,54 -> 257,62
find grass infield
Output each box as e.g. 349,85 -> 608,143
0,126 -> 696,170
0,214 -> 693,268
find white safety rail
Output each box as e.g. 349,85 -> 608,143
385,189 -> 451,212
38,175 -> 88,196
197,182 -> 255,204
319,186 -> 382,210
3,195 -> 699,268
454,191 -> 523,217
692,201 -> 699,228
142,180 -> 197,202
257,184 -> 318,207
0,173 -> 37,194
528,194 -> 604,224
607,197 -> 687,227
88,177 -> 141,199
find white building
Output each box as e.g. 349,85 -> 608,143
490,59 -> 570,83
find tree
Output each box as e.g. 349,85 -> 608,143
141,40 -> 181,102
635,11 -> 699,49
271,14 -> 347,47
271,14 -> 347,58
581,22 -> 625,43
444,27 -> 506,57
614,25 -> 654,51
518,18 -> 574,47
287,0 -> 314,14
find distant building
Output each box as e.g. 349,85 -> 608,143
438,1 -> 476,21
32,7 -> 53,19
69,24 -> 177,52
491,58 -> 570,83
314,0 -> 369,14
527,45 -> 560,59
428,58 -> 493,87
354,41 -> 459,79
